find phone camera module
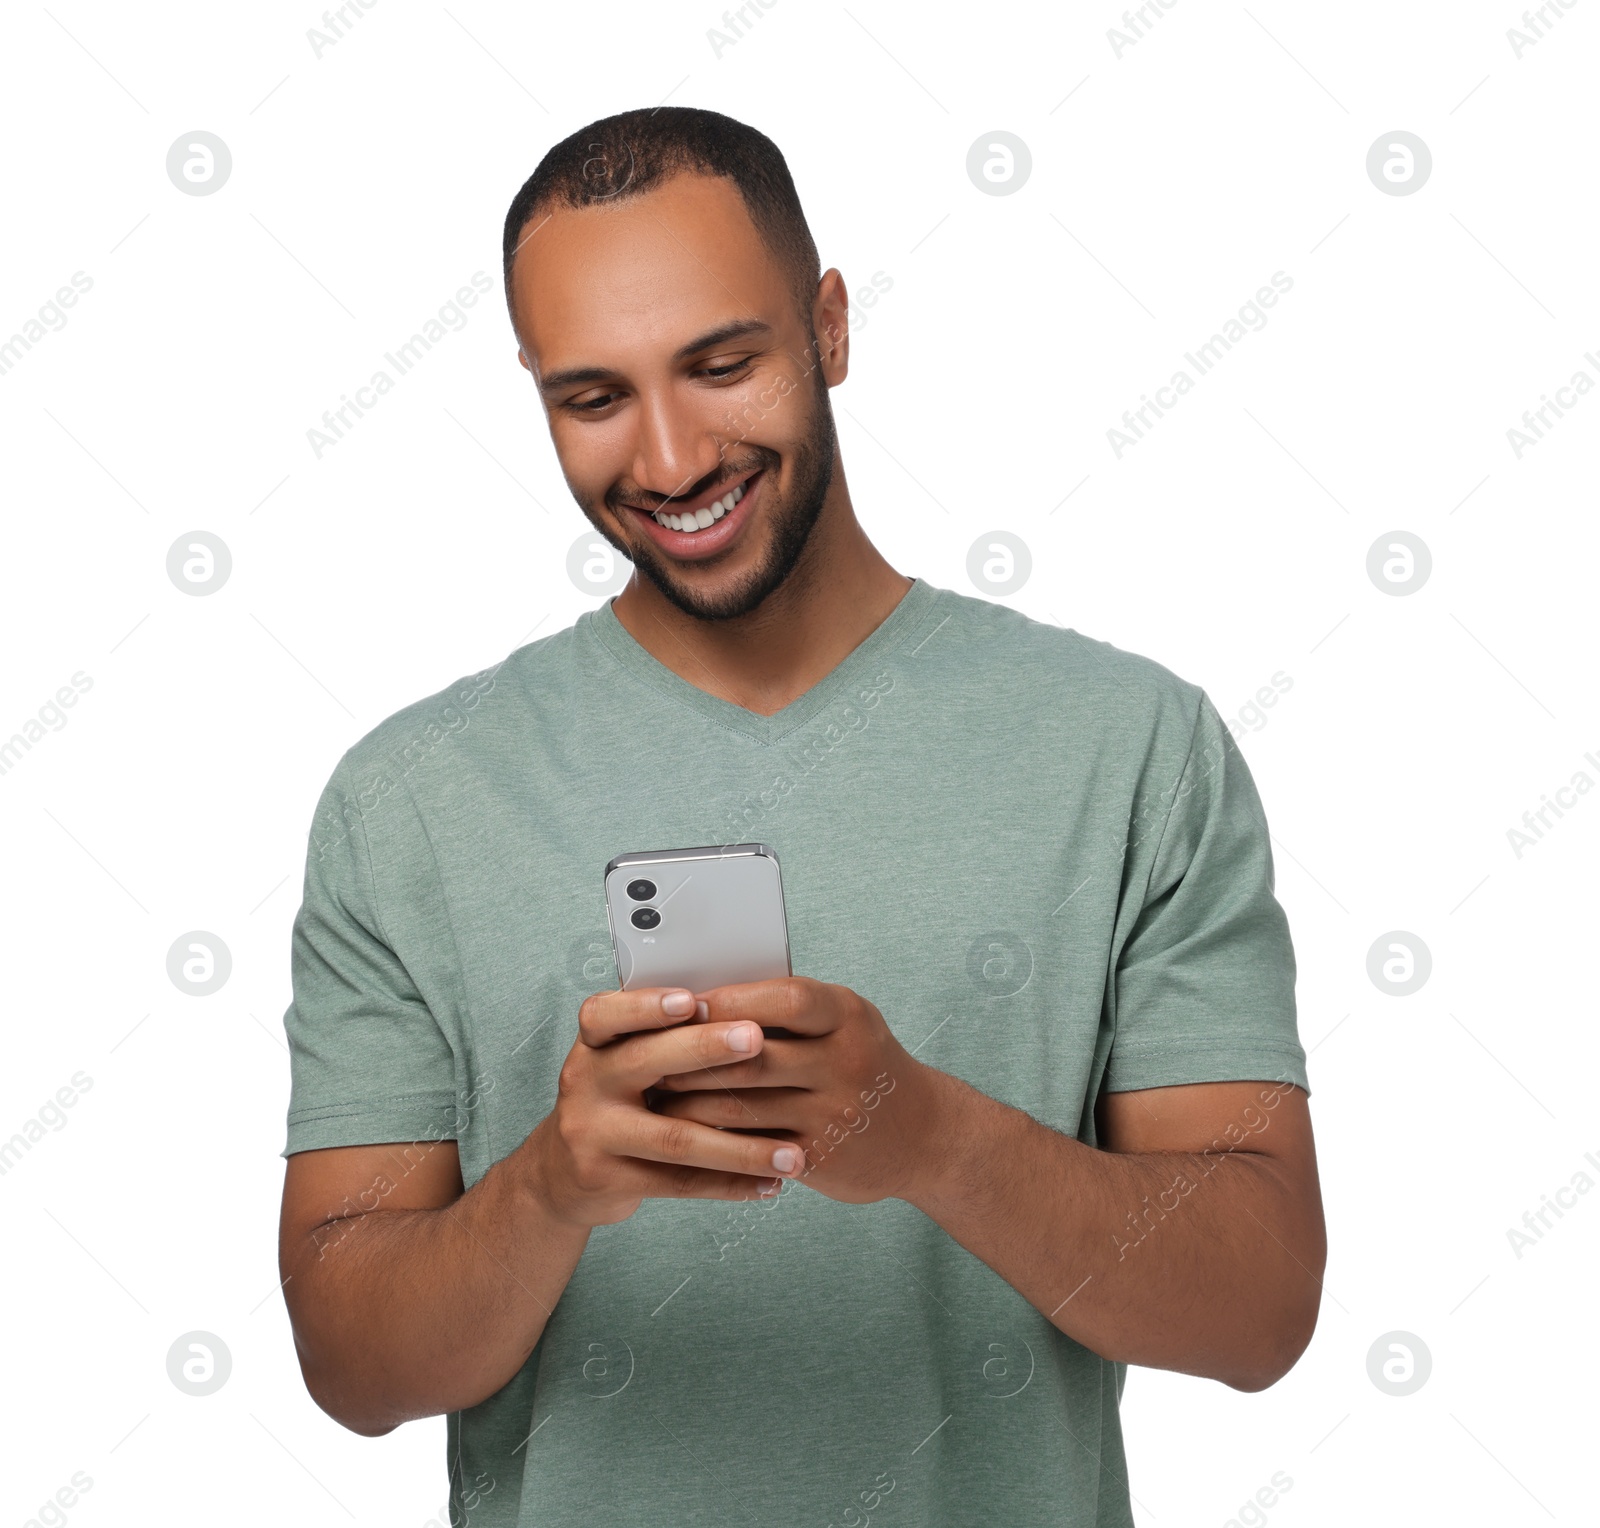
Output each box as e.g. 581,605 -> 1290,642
630,907 -> 661,930
626,878 -> 657,901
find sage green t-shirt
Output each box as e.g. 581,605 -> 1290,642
282,577 -> 1309,1528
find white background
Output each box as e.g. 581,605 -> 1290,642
2,1 -> 1596,1524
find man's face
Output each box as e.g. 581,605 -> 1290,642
510,171 -> 837,621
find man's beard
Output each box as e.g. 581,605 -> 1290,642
586,374 -> 837,623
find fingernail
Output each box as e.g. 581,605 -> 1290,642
661,990 -> 695,1017
772,1146 -> 803,1174
727,1024 -> 756,1053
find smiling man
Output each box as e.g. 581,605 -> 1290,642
278,107 -> 1325,1527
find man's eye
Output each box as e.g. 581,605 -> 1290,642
564,359 -> 751,414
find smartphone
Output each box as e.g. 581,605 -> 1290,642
604,843 -> 792,993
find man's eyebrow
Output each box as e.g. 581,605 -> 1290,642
535,318 -> 773,397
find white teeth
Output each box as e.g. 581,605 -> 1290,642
651,479 -> 749,533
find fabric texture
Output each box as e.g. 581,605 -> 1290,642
282,578 -> 1308,1527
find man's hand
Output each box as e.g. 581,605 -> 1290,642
525,985 -> 808,1227
649,976 -> 939,1204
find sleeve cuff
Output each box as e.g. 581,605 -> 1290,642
283,1090 -> 462,1157
1101,1039 -> 1310,1099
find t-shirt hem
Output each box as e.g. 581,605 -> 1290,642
1101,1040 -> 1310,1098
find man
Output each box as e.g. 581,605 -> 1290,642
279,107 -> 1325,1526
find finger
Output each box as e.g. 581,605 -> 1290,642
695,976 -> 841,1037
601,1151 -> 785,1201
578,986 -> 698,1047
630,1164 -> 786,1202
691,996 -> 794,1041
601,1018 -> 770,1097
649,1037 -> 815,1093
611,1106 -> 805,1180
652,1087 -> 809,1131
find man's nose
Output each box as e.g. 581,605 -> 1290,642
630,389 -> 725,502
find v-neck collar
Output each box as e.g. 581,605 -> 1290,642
583,577 -> 943,745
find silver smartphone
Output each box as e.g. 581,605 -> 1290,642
604,843 -> 792,993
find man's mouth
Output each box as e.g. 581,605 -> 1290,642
622,469 -> 766,560
647,476 -> 747,533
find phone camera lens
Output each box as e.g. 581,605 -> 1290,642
626,878 -> 657,901
630,907 -> 661,930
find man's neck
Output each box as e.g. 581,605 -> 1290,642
609,483 -> 911,719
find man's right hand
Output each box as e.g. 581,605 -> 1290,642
521,985 -> 806,1228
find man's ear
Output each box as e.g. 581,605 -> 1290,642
517,348 -> 532,373
812,269 -> 850,388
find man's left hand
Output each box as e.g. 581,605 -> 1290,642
647,976 -> 947,1204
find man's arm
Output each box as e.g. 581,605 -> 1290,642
654,979 -> 1326,1392
279,1136 -> 588,1436
902,1071 -> 1326,1391
279,987 -> 804,1435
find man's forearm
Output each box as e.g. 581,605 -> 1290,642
900,1071 -> 1325,1390
286,1134 -> 589,1434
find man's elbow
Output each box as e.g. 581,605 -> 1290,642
303,1370 -> 403,1437
1223,1288 -> 1322,1392
292,1342 -> 405,1438
330,1405 -> 400,1439
343,1417 -> 400,1438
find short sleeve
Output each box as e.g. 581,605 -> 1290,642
1104,693 -> 1310,1097
281,756 -> 461,1156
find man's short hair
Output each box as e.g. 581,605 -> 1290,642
502,106 -> 822,335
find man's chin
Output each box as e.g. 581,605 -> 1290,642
627,540 -> 782,622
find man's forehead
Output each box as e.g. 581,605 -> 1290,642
512,172 -> 781,362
